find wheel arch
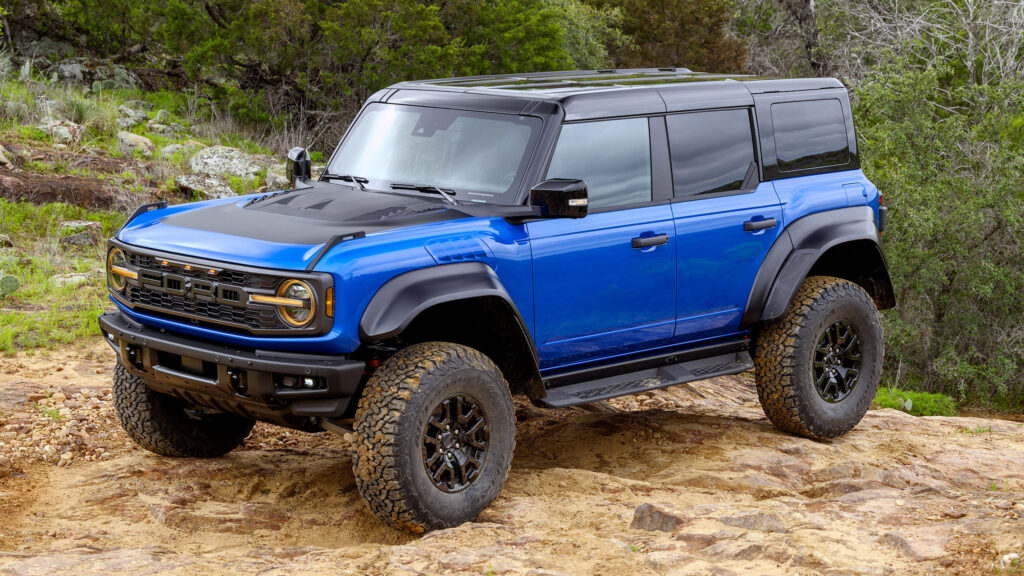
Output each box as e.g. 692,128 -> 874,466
359,262 -> 544,399
742,206 -> 895,329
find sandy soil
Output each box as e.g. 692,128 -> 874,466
0,338 -> 1022,575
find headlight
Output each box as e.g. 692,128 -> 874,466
106,248 -> 135,291
275,279 -> 315,327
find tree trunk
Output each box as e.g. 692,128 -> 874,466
780,0 -> 829,76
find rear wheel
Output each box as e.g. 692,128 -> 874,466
112,364 -> 254,457
754,276 -> 883,439
351,342 -> 515,533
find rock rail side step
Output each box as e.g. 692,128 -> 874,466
540,351 -> 753,408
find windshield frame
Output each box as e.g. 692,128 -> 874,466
323,101 -> 551,206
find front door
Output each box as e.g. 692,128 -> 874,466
529,117 -> 676,370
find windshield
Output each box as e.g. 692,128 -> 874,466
326,103 -> 543,204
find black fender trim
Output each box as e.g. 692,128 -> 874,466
741,206 -> 893,327
360,262 -> 534,351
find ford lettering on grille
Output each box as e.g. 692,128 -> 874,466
138,271 -> 245,306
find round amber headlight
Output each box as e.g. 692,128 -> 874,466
276,279 -> 315,327
107,248 -> 129,292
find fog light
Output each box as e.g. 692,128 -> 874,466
302,377 -> 316,388
281,376 -> 298,388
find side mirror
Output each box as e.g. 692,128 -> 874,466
286,147 -> 312,188
530,178 -> 588,219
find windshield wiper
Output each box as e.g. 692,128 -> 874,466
390,183 -> 457,206
322,174 -> 368,190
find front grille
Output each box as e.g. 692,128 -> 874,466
127,252 -> 276,290
118,248 -> 293,333
124,285 -> 280,331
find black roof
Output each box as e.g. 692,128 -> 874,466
385,69 -> 846,121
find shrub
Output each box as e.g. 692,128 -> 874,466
874,388 -> 958,417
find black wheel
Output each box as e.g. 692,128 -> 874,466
112,364 -> 255,457
351,342 -> 515,533
754,276 -> 883,439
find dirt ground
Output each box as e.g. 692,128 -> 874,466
0,338 -> 1021,575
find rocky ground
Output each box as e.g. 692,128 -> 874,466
0,338 -> 1021,575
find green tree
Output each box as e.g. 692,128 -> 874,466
545,0 -> 631,69
856,65 -> 1024,408
593,0 -> 747,72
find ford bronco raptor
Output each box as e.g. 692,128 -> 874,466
99,68 -> 894,533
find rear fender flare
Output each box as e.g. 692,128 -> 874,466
741,206 -> 894,327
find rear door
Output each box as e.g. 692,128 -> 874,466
529,117 -> 676,370
665,108 -> 783,341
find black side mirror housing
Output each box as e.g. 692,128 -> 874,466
286,147 -> 312,188
530,178 -> 588,219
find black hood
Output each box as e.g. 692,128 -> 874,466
162,181 -> 467,244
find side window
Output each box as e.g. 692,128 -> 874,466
667,109 -> 755,198
545,118 -> 651,209
771,99 -> 850,172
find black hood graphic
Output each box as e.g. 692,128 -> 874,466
161,181 -> 467,245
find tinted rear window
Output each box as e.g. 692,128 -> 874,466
667,109 -> 755,198
771,99 -> 850,172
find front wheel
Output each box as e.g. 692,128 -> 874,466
351,342 -> 515,533
112,364 -> 255,457
754,276 -> 883,440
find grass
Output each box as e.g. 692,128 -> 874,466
874,387 -> 958,417
958,424 -> 993,434
0,200 -> 124,354
35,403 -> 64,422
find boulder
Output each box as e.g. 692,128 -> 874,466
631,502 -> 688,533
118,131 -> 154,158
161,140 -> 205,158
37,117 -> 82,145
123,100 -> 153,111
188,145 -> 266,179
265,164 -> 290,191
117,105 -> 149,130
59,221 -> 103,247
152,109 -> 171,123
50,273 -> 91,288
0,234 -> 12,248
174,173 -> 235,200
0,145 -> 13,169
52,59 -> 87,86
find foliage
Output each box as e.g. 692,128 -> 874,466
874,388 -> 958,417
857,65 -> 1024,409
545,0 -> 631,69
595,0 -> 746,72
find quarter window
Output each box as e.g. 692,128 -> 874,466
545,118 -> 651,209
667,109 -> 756,198
771,99 -> 850,172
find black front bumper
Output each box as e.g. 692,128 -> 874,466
99,312 -> 365,430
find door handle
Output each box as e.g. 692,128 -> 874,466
743,218 -> 777,232
631,234 -> 669,249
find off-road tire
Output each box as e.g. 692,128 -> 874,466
754,276 -> 883,440
351,342 -> 515,533
112,364 -> 255,457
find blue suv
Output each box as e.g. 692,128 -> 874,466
99,69 -> 894,532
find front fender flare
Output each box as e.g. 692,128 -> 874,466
360,262 -> 527,343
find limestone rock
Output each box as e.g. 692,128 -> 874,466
51,273 -> 91,288
117,105 -> 150,129
188,145 -> 267,179
265,163 -> 290,191
174,173 -> 235,200
37,117 -> 82,145
117,131 -> 154,158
